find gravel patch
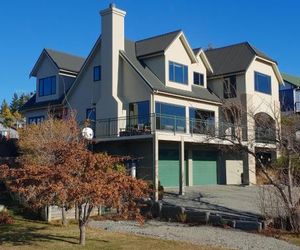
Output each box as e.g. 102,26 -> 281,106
90,219 -> 299,250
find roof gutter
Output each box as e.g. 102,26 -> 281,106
207,70 -> 245,80
20,103 -> 63,113
153,89 -> 222,106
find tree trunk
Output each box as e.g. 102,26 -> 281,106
61,205 -> 68,226
287,151 -> 294,206
79,223 -> 86,246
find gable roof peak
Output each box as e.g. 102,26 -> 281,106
135,29 -> 182,58
30,48 -> 86,77
205,41 -> 249,52
136,29 -> 182,43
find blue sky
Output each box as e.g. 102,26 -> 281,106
0,0 -> 299,105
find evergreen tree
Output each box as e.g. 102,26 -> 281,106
0,100 -> 15,127
10,93 -> 19,113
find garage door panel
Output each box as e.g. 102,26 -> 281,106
159,149 -> 179,187
193,151 -> 217,185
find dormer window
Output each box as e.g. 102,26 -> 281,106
93,65 -> 101,81
169,61 -> 188,85
39,76 -> 56,97
193,72 -> 204,86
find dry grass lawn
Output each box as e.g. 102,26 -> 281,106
0,216 -> 226,250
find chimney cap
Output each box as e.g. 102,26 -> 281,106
109,3 -> 116,8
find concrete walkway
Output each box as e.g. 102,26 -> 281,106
163,185 -> 264,220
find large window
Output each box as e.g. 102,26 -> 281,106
254,72 -> 271,94
280,89 -> 294,112
189,108 -> 215,135
169,61 -> 188,84
193,72 -> 204,86
129,101 -> 150,124
223,76 -> 237,98
255,112 -> 276,143
295,90 -> 300,112
155,102 -> 186,132
93,66 -> 101,81
28,116 -> 45,124
86,108 -> 96,121
39,76 -> 56,97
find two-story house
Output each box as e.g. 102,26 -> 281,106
279,73 -> 300,113
21,4 -> 283,191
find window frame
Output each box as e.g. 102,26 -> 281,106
254,71 -> 272,95
223,76 -> 237,99
28,116 -> 45,124
93,65 -> 101,81
169,61 -> 188,85
86,108 -> 96,122
38,76 -> 56,97
193,72 -> 204,86
155,101 -> 186,132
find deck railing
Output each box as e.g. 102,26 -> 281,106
94,113 -> 275,144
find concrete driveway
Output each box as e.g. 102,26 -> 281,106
163,185 -> 264,220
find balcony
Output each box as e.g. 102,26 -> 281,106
94,113 -> 278,145
95,113 -> 250,142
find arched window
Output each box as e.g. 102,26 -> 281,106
254,113 -> 276,143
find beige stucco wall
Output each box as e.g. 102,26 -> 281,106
165,36 -> 207,91
118,57 -> 152,115
35,55 -> 59,103
68,43 -> 102,123
208,74 -> 246,99
245,58 -> 280,118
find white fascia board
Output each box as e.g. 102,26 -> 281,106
197,49 -> 214,74
255,56 -> 284,84
29,50 -> 59,78
63,36 -> 101,104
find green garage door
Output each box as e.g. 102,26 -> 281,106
159,149 -> 188,188
159,149 -> 180,187
193,151 -> 217,185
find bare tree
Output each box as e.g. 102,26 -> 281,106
205,97 -> 300,232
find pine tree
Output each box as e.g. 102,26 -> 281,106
18,93 -> 31,110
0,100 -> 15,128
0,99 -> 8,113
10,93 -> 19,113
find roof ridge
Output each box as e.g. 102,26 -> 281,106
205,41 -> 249,52
44,48 -> 86,60
135,29 -> 182,43
282,72 -> 300,78
193,47 -> 202,51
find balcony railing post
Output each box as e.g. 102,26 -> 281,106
174,116 -> 176,134
153,113 -> 156,133
108,118 -> 111,136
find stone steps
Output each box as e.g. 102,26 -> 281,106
144,201 -> 264,232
